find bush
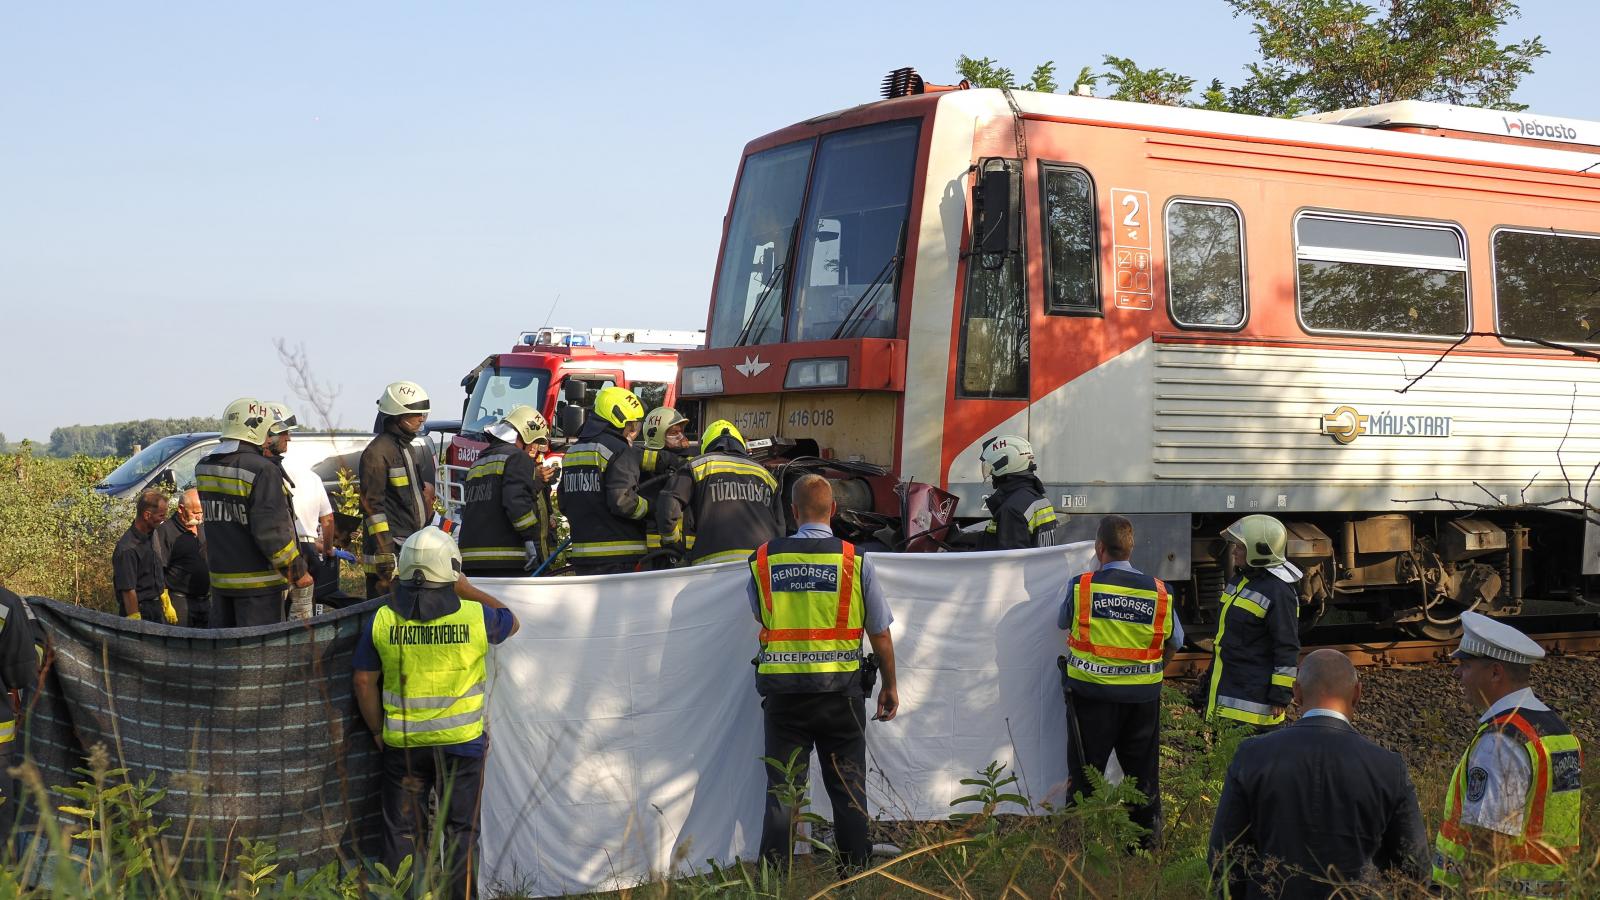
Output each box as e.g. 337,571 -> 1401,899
0,450 -> 128,609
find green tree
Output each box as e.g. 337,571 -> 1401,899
965,0 -> 1545,115
1100,55 -> 1196,106
1226,0 -> 1547,115
956,55 -> 1059,92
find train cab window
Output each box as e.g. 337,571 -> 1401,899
1166,200 -> 1246,328
707,140 -> 814,348
1494,229 -> 1600,345
787,121 -> 921,342
959,159 -> 1028,398
1295,213 -> 1468,337
1041,165 -> 1099,314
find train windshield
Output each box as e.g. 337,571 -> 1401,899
463,367 -> 550,434
709,120 -> 921,347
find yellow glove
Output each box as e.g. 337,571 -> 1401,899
160,590 -> 178,625
127,611 -> 143,621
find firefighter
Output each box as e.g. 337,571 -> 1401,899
627,406 -> 692,558
558,386 -> 649,575
749,474 -> 898,873
196,398 -> 310,627
1203,514 -> 1301,729
351,526 -> 519,900
1434,612 -> 1582,897
459,405 -> 554,577
659,420 -> 782,566
359,381 -> 437,598
978,435 -> 1063,550
1059,515 -> 1184,850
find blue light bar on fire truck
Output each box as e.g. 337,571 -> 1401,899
784,357 -> 849,389
680,365 -> 724,396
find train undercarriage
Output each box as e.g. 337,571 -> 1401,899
1182,510 -> 1598,640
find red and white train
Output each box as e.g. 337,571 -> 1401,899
675,71 -> 1600,633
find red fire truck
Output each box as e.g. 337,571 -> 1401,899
441,326 -> 703,514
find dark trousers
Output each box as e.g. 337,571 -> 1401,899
381,747 -> 483,900
759,692 -> 871,872
300,541 -> 342,601
173,592 -> 210,629
1066,693 -> 1163,848
211,591 -> 284,628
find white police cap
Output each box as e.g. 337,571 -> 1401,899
1451,611 -> 1545,665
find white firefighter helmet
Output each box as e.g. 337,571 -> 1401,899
1222,514 -> 1289,568
642,407 -> 689,451
263,401 -> 302,436
486,405 -> 550,446
220,398 -> 274,446
979,434 -> 1035,480
377,381 -> 431,417
397,526 -> 462,587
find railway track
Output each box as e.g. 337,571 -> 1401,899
1165,629 -> 1600,680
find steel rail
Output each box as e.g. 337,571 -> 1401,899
1164,630 -> 1600,680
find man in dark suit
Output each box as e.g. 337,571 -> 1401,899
1208,649 -> 1429,898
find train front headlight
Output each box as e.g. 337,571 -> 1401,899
681,366 -> 724,396
784,357 -> 849,389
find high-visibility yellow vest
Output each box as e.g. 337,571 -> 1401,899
751,537 -> 865,695
1433,707 -> 1582,898
372,600 -> 489,748
1065,569 -> 1170,700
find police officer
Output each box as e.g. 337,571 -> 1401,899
978,435 -> 1062,550
559,386 -> 650,574
659,420 -> 782,566
1434,612 -> 1582,897
1203,515 -> 1301,729
359,381 -> 437,598
459,405 -> 554,577
627,407 -> 692,557
1059,515 -> 1183,849
196,398 -> 310,626
749,474 -> 898,874
351,527 -> 519,900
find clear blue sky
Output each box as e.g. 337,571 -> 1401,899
1,1 -> 1590,441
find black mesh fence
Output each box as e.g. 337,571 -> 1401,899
18,597 -> 384,873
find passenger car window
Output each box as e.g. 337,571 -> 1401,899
1041,165 -> 1098,314
1167,200 -> 1246,328
1494,229 -> 1600,345
1296,213 -> 1467,337
959,159 -> 1027,398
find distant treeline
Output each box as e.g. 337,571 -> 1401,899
1,418 -> 226,458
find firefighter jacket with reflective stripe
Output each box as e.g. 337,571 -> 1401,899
984,473 -> 1063,550
372,597 -> 489,748
1206,571 -> 1300,727
558,421 -> 649,565
1434,707 -> 1582,897
660,443 -> 782,566
197,444 -> 305,595
359,430 -> 435,569
1065,567 -> 1171,702
625,447 -> 690,550
459,440 -> 552,572
751,536 -> 865,695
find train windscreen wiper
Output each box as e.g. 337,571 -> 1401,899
829,221 -> 907,341
734,260 -> 787,347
